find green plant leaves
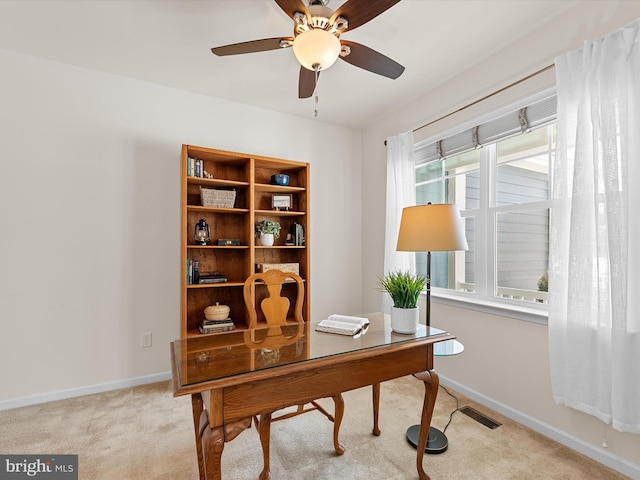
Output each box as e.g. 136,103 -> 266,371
378,270 -> 428,309
255,219 -> 281,238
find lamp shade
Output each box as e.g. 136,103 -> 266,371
396,204 -> 468,252
292,29 -> 341,71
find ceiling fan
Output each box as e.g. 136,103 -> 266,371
211,0 -> 405,99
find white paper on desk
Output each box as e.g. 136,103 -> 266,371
315,314 -> 370,336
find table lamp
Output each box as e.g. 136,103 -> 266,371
396,202 -> 468,454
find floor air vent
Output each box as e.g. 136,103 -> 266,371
460,406 -> 502,429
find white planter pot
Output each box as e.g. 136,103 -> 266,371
259,233 -> 274,246
391,306 -> 419,334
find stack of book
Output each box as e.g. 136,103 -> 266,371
187,156 -> 204,177
186,258 -> 199,285
199,318 -> 235,334
199,272 -> 228,284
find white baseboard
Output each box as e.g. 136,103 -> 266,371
439,375 -> 640,480
0,371 -> 172,411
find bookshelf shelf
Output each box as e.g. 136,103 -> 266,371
187,205 -> 249,214
186,177 -> 249,188
255,209 -> 306,217
186,282 -> 245,289
186,245 -> 250,250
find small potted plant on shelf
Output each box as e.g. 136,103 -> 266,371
378,270 -> 428,334
255,219 -> 281,246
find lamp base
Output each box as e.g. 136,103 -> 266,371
406,424 -> 448,454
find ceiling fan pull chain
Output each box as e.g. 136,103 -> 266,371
314,65 -> 319,118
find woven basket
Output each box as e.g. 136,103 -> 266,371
200,186 -> 236,208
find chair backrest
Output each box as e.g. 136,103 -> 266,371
243,269 -> 304,329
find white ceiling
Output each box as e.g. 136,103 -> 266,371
0,0 -> 579,129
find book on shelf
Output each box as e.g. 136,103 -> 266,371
202,317 -> 233,326
200,319 -> 235,334
315,314 -> 370,336
201,322 -> 234,329
199,272 -> 225,278
186,258 -> 202,285
199,324 -> 235,334
199,273 -> 227,283
199,277 -> 227,284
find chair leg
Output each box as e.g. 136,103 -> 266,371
258,412 -> 272,480
332,394 -> 345,455
309,401 -> 335,422
372,383 -> 381,436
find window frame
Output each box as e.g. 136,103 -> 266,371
413,89 -> 556,325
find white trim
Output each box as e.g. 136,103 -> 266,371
0,371 -> 172,411
439,375 -> 640,480
431,290 -> 548,325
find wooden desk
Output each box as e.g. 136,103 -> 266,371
170,312 -> 455,480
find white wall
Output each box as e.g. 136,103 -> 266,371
0,48 -> 362,404
361,1 -> 640,477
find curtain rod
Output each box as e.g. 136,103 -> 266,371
384,63 -> 555,145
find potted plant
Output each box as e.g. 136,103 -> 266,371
255,219 -> 281,246
537,271 -> 548,292
379,270 -> 428,334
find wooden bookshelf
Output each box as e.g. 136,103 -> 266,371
180,145 -> 310,338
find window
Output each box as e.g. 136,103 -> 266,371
413,92 -> 556,315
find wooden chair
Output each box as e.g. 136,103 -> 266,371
243,269 -> 347,479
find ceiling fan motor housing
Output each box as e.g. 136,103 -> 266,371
295,4 -> 335,33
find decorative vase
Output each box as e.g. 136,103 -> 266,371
260,233 -> 275,246
390,306 -> 419,334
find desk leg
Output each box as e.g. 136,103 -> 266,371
414,369 -> 440,480
202,426 -> 225,480
191,394 -> 206,480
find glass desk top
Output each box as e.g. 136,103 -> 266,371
171,312 -> 451,389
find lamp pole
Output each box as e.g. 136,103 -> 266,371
426,250 -> 431,327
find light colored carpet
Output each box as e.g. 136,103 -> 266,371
0,376 -> 630,480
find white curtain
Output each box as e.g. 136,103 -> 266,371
549,18 -> 640,433
382,131 -> 416,313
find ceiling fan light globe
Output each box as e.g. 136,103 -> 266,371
292,29 -> 341,71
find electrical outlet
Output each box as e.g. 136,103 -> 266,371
140,332 -> 152,348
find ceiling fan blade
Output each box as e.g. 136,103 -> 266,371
299,67 -> 318,99
339,40 -> 404,79
274,0 -> 310,22
330,0 -> 401,32
212,37 -> 293,56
